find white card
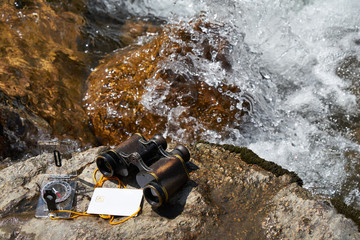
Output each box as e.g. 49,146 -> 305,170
87,188 -> 143,216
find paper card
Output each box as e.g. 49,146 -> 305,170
87,188 -> 143,216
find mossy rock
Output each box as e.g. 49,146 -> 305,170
331,197 -> 360,231
198,141 -> 303,186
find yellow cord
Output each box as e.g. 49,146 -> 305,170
50,210 -> 94,220
92,168 -> 126,189
49,168 -> 141,225
109,206 -> 141,225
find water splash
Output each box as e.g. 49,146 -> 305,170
224,0 -> 360,206
92,0 -> 360,208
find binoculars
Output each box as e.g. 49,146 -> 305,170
96,133 -> 190,207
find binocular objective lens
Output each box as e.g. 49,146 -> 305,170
144,188 -> 160,205
96,157 -> 113,177
143,182 -> 166,207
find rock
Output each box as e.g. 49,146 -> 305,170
0,142 -> 359,239
336,56 -> 360,88
0,0 -> 98,159
333,56 -> 360,207
0,103 -> 50,161
263,184 -> 360,239
0,146 -> 209,239
84,18 -> 252,145
335,56 -> 360,143
0,1 -> 169,160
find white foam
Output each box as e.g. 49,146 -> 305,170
92,0 -> 204,20
95,0 -> 360,207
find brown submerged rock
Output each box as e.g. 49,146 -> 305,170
0,1 -> 174,160
0,142 -> 359,239
0,0 -> 97,158
85,19 -> 252,145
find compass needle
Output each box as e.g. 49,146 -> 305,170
52,187 -> 62,198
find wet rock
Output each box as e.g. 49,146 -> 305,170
84,18 -> 252,145
333,56 -> 360,206
0,0 -> 97,158
0,1 -> 168,160
0,142 -> 359,239
0,104 -> 49,161
335,56 -> 360,141
336,56 -> 360,88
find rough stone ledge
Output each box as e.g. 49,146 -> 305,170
0,143 -> 359,239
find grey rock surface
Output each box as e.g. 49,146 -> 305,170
0,143 -> 359,239
263,184 -> 359,239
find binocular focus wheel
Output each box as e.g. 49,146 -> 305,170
173,145 -> 190,162
151,134 -> 168,150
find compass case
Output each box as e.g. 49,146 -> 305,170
35,176 -> 76,218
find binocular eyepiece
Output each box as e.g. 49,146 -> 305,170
96,133 -> 190,207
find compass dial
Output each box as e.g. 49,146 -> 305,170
41,180 -> 72,203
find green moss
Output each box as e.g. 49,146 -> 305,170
198,141 -> 303,186
330,197 -> 360,231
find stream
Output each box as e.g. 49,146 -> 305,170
94,0 -> 360,208
1,0 -> 360,210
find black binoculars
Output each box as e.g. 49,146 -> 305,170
96,133 -> 190,207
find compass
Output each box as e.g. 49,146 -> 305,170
41,180 -> 72,203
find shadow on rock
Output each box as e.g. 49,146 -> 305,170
152,180 -> 198,219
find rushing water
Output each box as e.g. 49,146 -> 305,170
4,0 -> 357,209
86,0 -> 360,208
